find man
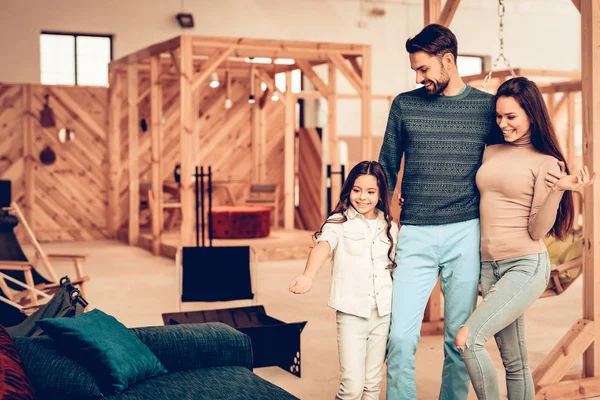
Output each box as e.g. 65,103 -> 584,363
378,24 -> 498,400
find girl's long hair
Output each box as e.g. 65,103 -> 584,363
494,77 -> 574,239
314,161 -> 397,269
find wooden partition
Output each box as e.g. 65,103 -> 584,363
108,35 -> 373,252
0,83 -> 109,242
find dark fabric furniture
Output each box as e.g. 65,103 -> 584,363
211,206 -> 270,239
11,322 -> 298,400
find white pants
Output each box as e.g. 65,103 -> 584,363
336,306 -> 391,400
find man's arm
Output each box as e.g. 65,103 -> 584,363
378,97 -> 404,199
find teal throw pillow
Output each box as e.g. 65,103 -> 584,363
36,309 -> 167,394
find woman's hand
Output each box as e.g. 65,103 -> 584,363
289,275 -> 313,294
546,161 -> 597,192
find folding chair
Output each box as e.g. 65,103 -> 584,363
0,202 -> 89,307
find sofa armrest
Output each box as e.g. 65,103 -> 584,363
130,322 -> 253,373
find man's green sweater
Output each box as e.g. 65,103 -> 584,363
378,85 -> 497,225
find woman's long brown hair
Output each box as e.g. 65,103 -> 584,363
314,161 -> 397,269
494,77 -> 574,239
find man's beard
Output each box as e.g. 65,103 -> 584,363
424,68 -> 450,96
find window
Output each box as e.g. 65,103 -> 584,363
457,55 -> 486,76
40,32 -> 113,86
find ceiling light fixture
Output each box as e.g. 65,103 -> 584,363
209,72 -> 219,88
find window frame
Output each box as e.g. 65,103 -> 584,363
40,30 -> 114,86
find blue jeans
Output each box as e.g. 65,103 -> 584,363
387,219 -> 481,400
458,253 -> 551,400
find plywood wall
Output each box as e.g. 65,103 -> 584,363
0,83 -> 110,242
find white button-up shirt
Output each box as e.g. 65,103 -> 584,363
316,207 -> 398,318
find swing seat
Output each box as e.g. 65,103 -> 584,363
540,234 -> 583,298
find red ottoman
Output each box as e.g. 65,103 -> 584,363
211,206 -> 271,239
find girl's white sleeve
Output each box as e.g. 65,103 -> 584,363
315,222 -> 343,254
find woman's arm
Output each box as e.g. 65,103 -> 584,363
529,159 -> 564,240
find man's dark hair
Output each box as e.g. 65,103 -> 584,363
405,24 -> 458,61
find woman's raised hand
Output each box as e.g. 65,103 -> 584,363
546,161 -> 597,192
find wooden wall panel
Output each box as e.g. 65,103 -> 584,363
0,85 -> 25,202
0,83 -> 109,242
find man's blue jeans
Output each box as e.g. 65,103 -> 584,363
386,219 -> 480,400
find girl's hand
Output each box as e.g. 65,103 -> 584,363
289,275 -> 313,294
546,161 -> 597,192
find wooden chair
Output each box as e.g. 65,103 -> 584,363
0,202 -> 89,307
140,182 -> 182,231
147,189 -> 182,231
243,184 -> 280,227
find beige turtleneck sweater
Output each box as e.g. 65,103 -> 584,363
476,135 -> 565,261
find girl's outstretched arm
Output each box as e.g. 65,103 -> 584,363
289,241 -> 331,294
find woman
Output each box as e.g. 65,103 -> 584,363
455,77 -> 596,399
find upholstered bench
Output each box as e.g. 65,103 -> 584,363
211,206 -> 270,239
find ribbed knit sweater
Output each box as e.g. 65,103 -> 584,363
477,136 -> 563,261
378,85 -> 497,225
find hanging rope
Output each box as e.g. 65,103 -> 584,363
482,0 -> 516,89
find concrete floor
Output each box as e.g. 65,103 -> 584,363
28,239 -> 595,400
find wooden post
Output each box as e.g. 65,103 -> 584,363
259,98 -> 267,183
438,0 -> 461,27
180,36 -> 195,247
581,0 -> 600,379
546,93 -> 556,121
424,0 -> 442,25
252,69 -> 261,182
328,62 -> 339,215
322,62 -> 341,217
150,56 -> 162,255
283,71 -> 295,230
361,45 -> 373,160
127,63 -> 140,245
22,84 -> 35,226
107,69 -> 122,238
567,92 -> 576,166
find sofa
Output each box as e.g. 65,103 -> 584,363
9,322 -> 298,400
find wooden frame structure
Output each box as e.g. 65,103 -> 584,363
107,35 -> 372,252
421,1 -> 600,398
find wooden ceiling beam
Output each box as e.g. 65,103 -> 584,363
190,47 -> 235,92
110,36 -> 180,69
437,0 -> 461,27
295,59 -> 330,97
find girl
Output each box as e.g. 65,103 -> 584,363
455,77 -> 596,399
289,161 -> 398,400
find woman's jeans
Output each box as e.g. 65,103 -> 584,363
458,252 -> 550,399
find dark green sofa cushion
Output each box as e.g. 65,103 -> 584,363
36,309 -> 167,395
